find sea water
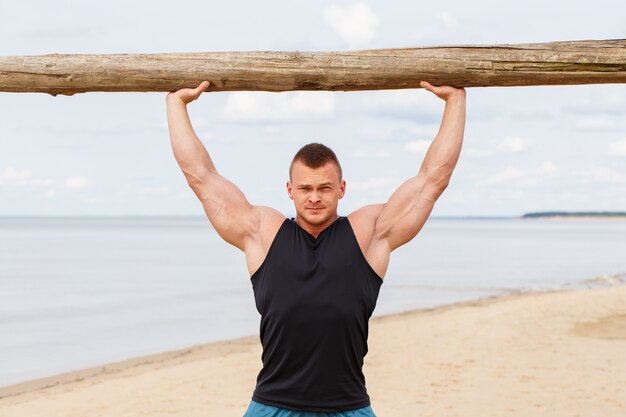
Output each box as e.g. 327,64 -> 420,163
1,216 -> 625,387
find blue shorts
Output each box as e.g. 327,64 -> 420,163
243,400 -> 378,417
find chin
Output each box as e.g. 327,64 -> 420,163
300,209 -> 335,226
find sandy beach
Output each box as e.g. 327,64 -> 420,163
1,285 -> 625,417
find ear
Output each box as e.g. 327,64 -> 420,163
338,179 -> 346,199
286,180 -> 294,200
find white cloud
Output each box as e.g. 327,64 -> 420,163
479,166 -> 524,186
348,177 -> 393,191
353,150 -> 391,158
507,189 -> 525,200
30,178 -> 55,187
540,161 -> 557,176
220,92 -> 335,123
608,138 -> 626,156
1,166 -> 32,182
477,161 -> 557,187
188,118 -> 211,129
557,191 -> 591,202
464,149 -> 494,158
140,186 -> 170,195
404,139 -> 431,155
442,190 -> 479,204
65,176 -> 90,189
563,93 -> 626,116
322,3 -> 379,48
497,136 -> 530,152
465,137 -> 530,159
575,116 -> 618,130
407,8 -> 470,46
438,11 -> 456,29
173,192 -> 192,201
355,122 -> 438,143
263,125 -> 281,134
574,167 -> 626,184
0,166 -> 56,188
407,124 -> 439,137
360,90 -> 442,119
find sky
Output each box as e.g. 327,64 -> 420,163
1,0 -> 625,217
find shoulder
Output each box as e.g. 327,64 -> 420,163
252,205 -> 286,223
251,206 -> 286,240
347,204 -> 385,227
346,204 -> 385,247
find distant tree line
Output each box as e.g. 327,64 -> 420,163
522,211 -> 626,218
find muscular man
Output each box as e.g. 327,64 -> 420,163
166,81 -> 466,417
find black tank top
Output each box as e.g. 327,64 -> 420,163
250,216 -> 384,412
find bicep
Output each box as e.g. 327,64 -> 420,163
375,173 -> 446,251
184,166 -> 257,250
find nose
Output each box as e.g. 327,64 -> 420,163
308,191 -> 321,204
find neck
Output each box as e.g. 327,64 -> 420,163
295,213 -> 339,238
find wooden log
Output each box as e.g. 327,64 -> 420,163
1,39 -> 625,96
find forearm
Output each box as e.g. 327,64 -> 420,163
166,95 -> 216,175
419,91 -> 466,186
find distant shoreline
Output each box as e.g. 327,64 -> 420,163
521,211 -> 626,221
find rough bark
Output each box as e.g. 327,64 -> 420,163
1,39 -> 625,95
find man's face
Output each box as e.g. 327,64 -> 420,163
287,160 -> 346,227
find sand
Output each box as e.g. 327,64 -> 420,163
1,285 -> 625,417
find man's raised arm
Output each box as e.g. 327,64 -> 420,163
375,81 -> 466,250
165,81 -> 258,251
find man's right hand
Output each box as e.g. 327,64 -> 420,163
166,81 -> 210,105
420,80 -> 465,102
